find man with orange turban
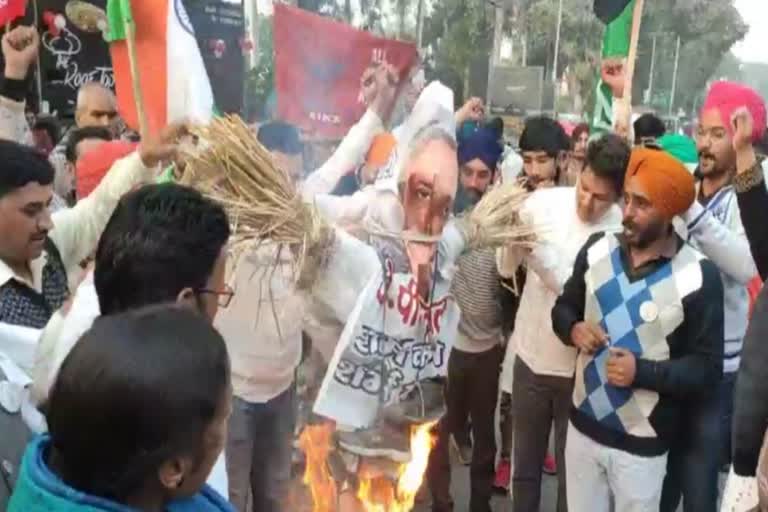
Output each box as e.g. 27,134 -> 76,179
660,82 -> 763,512
552,146 -> 724,512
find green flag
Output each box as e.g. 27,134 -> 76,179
591,0 -> 635,135
105,0 -> 132,43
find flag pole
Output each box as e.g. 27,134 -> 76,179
616,0 -> 644,135
121,0 -> 149,138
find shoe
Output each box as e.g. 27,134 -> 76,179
493,458 -> 511,492
542,453 -> 557,475
382,379 -> 446,425
450,434 -> 472,466
337,424 -> 411,463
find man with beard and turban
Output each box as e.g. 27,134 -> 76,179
660,81 -> 765,512
552,148 -> 724,512
426,127 -> 504,512
498,133 -> 628,512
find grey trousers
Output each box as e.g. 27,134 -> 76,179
511,357 -> 572,512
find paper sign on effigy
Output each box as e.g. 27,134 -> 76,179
313,263 -> 459,429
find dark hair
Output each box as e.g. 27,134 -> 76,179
0,140 -> 55,198
65,126 -> 114,164
257,121 -> 302,155
94,184 -> 230,315
519,116 -> 570,157
487,117 -> 505,140
585,133 -> 631,196
47,305 -> 230,501
32,116 -> 61,146
633,113 -> 666,144
572,123 -> 590,145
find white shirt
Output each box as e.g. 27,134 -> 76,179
214,246 -> 305,403
0,152 -> 153,376
499,187 -> 622,383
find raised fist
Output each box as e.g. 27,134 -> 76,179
2,26 -> 40,80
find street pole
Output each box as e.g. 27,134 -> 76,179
416,0 -> 425,50
486,3 -> 504,113
669,35 -> 681,116
552,0 -> 563,113
647,33 -> 657,104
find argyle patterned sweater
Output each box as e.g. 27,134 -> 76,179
552,232 -> 724,456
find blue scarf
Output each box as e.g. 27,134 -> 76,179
8,435 -> 235,512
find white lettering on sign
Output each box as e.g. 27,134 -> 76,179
42,27 -> 114,91
309,111 -> 341,125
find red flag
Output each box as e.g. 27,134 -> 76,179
274,5 -> 417,139
0,0 -> 27,27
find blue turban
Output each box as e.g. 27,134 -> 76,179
457,127 -> 503,172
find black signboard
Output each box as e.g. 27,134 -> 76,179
187,0 -> 245,115
1,0 -> 244,117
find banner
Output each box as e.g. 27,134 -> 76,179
313,265 -> 459,428
0,0 -> 26,27
274,4 -> 417,139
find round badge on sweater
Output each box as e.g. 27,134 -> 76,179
639,301 -> 659,323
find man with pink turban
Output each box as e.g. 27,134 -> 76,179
660,81 -> 764,512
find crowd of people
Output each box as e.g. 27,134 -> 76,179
2,20 -> 768,512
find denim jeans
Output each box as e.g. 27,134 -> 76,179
660,372 -> 735,512
225,385 -> 296,512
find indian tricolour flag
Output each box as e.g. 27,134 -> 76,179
106,0 -> 214,136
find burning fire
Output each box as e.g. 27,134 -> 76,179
300,421 -> 437,512
300,423 -> 337,511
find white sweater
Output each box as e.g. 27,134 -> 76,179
681,182 -> 758,374
497,187 -> 622,389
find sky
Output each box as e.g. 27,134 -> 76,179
732,0 -> 768,64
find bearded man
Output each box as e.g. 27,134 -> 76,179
660,81 -> 764,512
552,148 -> 724,512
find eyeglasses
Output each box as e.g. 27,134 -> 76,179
195,284 -> 235,308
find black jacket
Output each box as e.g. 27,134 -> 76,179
732,160 -> 768,476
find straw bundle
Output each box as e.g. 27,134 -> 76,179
181,115 -> 333,289
463,182 -> 539,251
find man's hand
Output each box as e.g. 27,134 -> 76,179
570,322 -> 609,354
456,97 -> 485,125
606,348 -> 636,387
732,107 -> 754,153
732,107 -> 758,175
138,123 -> 188,168
601,58 -> 626,99
2,26 -> 40,80
368,63 -> 399,123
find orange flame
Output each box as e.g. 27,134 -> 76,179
300,423 -> 338,512
300,421 -> 436,512
357,421 -> 437,512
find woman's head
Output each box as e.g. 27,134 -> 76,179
46,305 -> 231,507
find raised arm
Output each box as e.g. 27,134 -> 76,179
49,125 -> 184,270
0,26 -> 37,145
734,160 -> 768,281
301,64 -> 397,199
684,198 -> 757,285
